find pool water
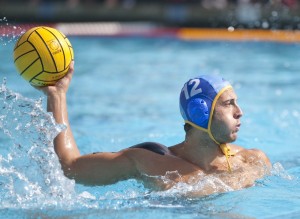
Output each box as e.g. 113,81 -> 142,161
1,36 -> 300,218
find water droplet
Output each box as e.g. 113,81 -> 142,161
271,11 -> 278,17
227,26 -> 235,32
262,21 -> 269,29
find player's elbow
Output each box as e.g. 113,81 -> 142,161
58,159 -> 78,180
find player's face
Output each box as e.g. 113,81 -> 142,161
210,89 -> 243,143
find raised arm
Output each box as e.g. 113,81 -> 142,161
38,62 -> 138,185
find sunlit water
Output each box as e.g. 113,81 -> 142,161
0,35 -> 300,218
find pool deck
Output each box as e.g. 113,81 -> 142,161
2,22 -> 300,43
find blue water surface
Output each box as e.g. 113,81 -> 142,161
0,36 -> 300,218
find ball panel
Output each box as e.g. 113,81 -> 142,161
21,59 -> 43,81
29,79 -> 55,86
14,50 -> 40,75
64,38 -> 74,59
51,28 -> 73,70
13,41 -> 35,62
28,30 -> 57,73
47,28 -> 74,69
36,27 -> 68,72
35,67 -> 69,81
59,42 -> 71,70
70,46 -> 74,61
14,27 -> 40,48
64,37 -> 74,64
30,68 -> 68,86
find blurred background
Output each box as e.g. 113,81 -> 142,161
0,0 -> 300,29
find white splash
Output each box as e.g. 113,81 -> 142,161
0,80 -> 95,209
0,17 -> 26,46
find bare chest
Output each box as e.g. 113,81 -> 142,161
136,153 -> 268,192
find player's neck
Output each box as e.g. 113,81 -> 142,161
179,133 -> 224,171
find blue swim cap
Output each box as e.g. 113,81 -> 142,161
179,75 -> 232,131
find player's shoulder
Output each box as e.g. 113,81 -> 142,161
229,143 -> 271,167
228,143 -> 244,154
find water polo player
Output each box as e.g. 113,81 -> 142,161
36,62 -> 271,195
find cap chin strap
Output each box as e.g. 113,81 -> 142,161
207,85 -> 235,172
185,85 -> 235,172
184,121 -> 235,172
217,142 -> 235,172
208,128 -> 235,172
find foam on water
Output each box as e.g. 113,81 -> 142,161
0,79 -> 97,210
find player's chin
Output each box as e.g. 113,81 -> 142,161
228,132 -> 238,142
217,130 -> 239,143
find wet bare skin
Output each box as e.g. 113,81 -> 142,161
125,143 -> 270,195
38,63 -> 271,197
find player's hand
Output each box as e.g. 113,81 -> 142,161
33,61 -> 74,96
